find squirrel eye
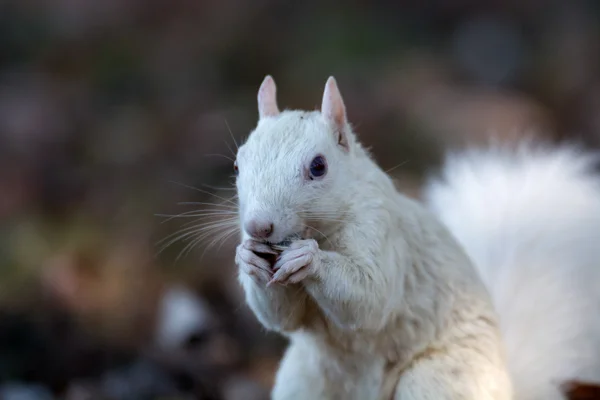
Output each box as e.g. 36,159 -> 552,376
233,160 -> 239,176
309,155 -> 327,179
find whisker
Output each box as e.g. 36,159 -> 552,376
385,160 -> 409,174
157,210 -> 238,218
299,211 -> 348,224
156,219 -> 238,251
177,201 -> 237,209
306,224 -> 335,249
202,183 -> 237,191
224,141 -> 236,159
305,218 -> 347,224
200,226 -> 240,260
300,211 -> 346,217
216,227 -> 240,251
176,223 -> 236,262
162,223 -> 235,261
204,153 -> 235,162
180,214 -> 238,228
175,234 -> 203,262
159,217 -> 238,242
177,232 -> 205,262
224,118 -> 238,150
156,210 -> 237,224
302,215 -> 345,219
168,181 -> 239,207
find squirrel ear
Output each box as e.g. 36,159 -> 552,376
321,76 -> 349,150
257,75 -> 280,119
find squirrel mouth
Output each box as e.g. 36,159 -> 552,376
269,235 -> 301,251
268,227 -> 311,251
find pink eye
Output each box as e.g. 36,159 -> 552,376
309,156 -> 327,179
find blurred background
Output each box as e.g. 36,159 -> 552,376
1,0 -> 600,399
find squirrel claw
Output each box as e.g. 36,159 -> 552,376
270,239 -> 318,285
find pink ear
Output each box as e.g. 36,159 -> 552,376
257,75 -> 280,119
321,76 -> 349,149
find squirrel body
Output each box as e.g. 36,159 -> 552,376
424,143 -> 600,399
233,76 -> 600,399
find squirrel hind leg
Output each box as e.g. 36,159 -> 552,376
272,337 -> 384,400
271,340 -> 330,400
393,348 -> 513,400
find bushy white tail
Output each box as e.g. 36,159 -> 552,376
423,141 -> 600,400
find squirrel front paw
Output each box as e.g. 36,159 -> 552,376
269,239 -> 319,286
236,239 -> 278,283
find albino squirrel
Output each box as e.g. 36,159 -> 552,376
233,75 -> 600,400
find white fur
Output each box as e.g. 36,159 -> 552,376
424,142 -> 600,400
235,90 -> 513,398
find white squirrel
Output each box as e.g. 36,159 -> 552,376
233,75 -> 600,400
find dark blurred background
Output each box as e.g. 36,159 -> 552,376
1,0 -> 600,399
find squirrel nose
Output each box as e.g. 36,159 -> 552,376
245,219 -> 274,239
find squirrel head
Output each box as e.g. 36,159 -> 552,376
235,75 -> 357,244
